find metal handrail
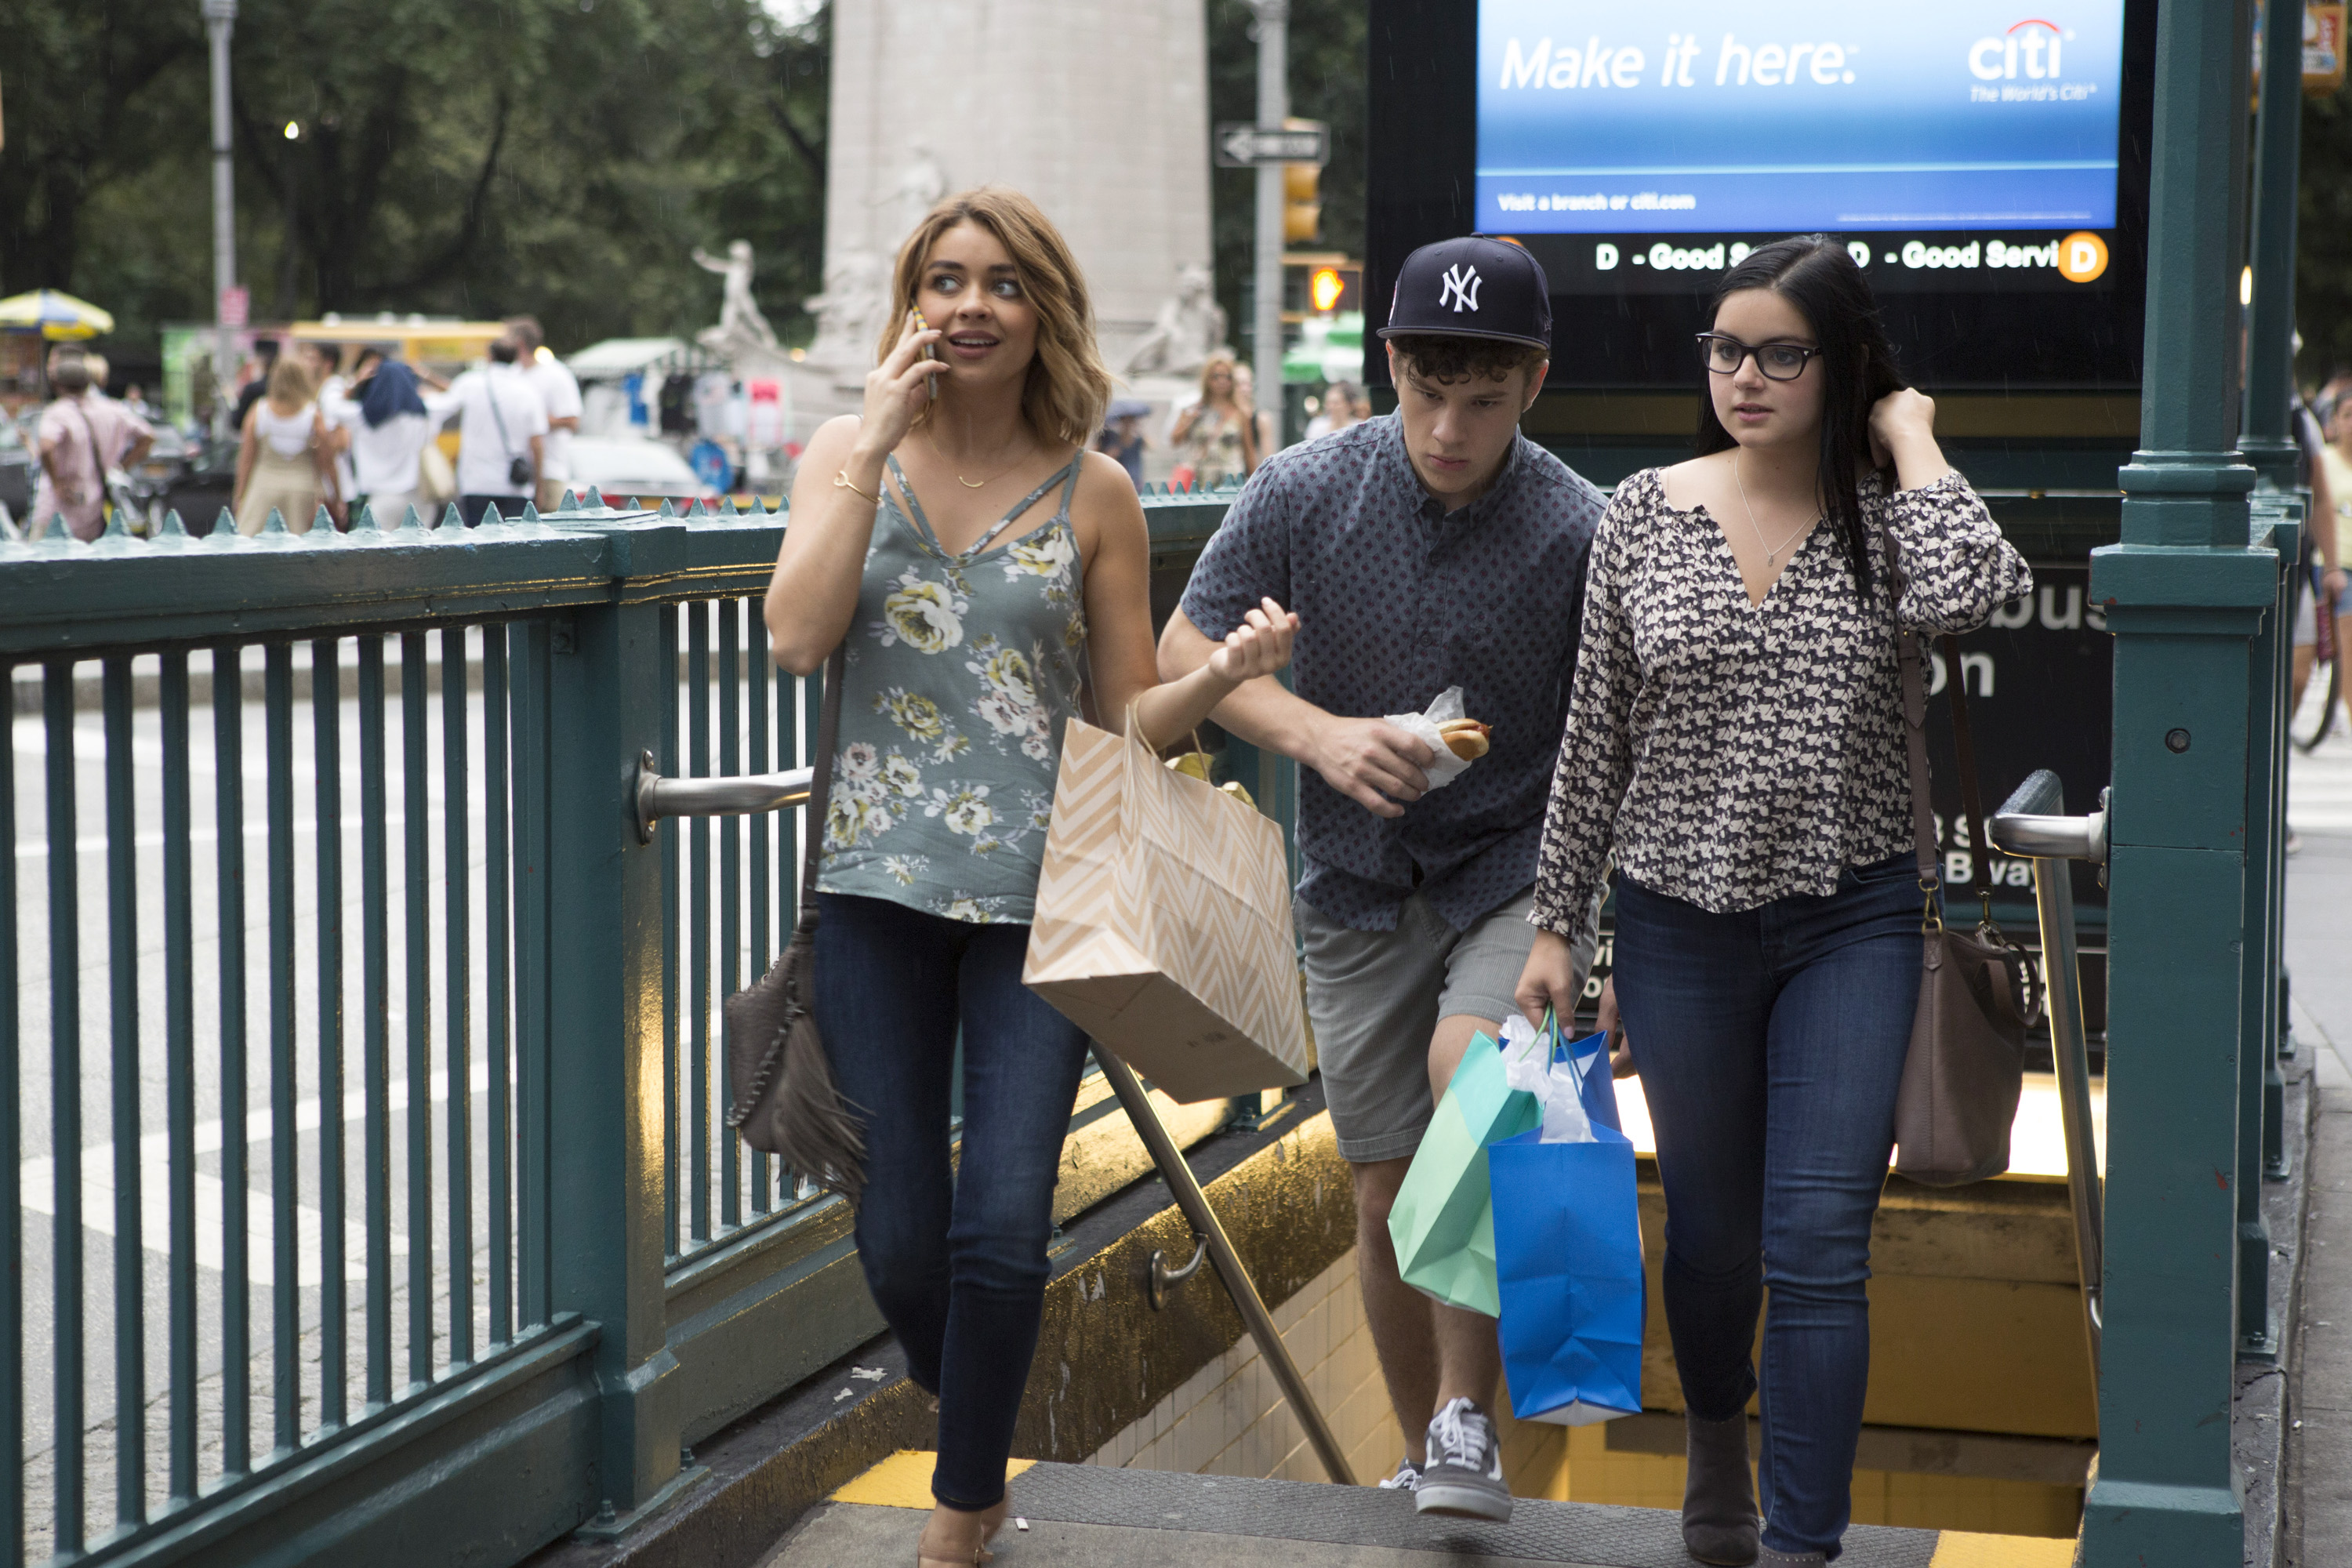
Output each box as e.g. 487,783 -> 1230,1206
633,752 -> 811,844
1093,1047 -> 1356,1486
1987,768 -> 2107,1380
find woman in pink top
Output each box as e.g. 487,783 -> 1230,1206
31,349 -> 153,542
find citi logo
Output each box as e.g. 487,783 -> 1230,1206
1970,19 -> 2073,79
1439,264 -> 1483,312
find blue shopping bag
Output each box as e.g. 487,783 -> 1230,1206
1490,1025 -> 1646,1425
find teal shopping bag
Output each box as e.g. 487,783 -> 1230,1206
1491,1027 -> 1646,1425
1386,1031 -> 1540,1317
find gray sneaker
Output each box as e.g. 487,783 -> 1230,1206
1376,1456 -> 1421,1492
1414,1398 -> 1512,1521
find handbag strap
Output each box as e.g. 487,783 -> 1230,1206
1883,532 -> 1998,934
795,643 -> 848,935
1940,632 -> 1998,929
484,371 -> 521,463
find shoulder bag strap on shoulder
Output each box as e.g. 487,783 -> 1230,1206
484,373 -> 519,462
796,644 -> 847,935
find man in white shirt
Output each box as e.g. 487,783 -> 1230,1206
451,337 -> 549,526
507,316 -> 583,510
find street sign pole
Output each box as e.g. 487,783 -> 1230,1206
1248,0 -> 1287,450
203,0 -> 239,441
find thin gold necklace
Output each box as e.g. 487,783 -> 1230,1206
1732,451 -> 1817,567
945,443 -> 1036,490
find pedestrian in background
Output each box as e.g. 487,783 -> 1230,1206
450,337 -> 548,526
31,347 -> 153,542
325,346 -> 459,527
1169,352 -> 1255,488
1304,379 -> 1367,442
231,339 -> 281,434
1095,397 -> 1150,488
507,315 -> 583,510
232,354 -> 336,535
1232,361 -> 1279,468
301,340 -> 359,509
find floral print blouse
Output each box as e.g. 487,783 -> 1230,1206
816,454 -> 1089,924
1530,467 -> 2031,949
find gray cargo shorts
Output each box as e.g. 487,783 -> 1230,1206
1297,884 -> 1585,1165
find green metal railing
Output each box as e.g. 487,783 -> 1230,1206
0,484 -> 1246,1568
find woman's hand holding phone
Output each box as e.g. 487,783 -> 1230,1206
857,310 -> 947,460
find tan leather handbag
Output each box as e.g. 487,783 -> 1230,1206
1889,612 -> 2043,1186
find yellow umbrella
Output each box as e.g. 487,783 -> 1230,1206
0,289 -> 115,340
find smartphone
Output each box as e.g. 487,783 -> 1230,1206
912,308 -> 939,400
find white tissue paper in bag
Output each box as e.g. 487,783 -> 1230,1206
1497,1014 -> 1596,1145
1382,684 -> 1475,792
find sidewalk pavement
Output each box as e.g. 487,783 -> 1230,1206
2283,810 -> 2352,1566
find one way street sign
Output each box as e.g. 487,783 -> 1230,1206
1214,122 -> 1329,167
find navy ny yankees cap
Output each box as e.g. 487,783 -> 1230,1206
1377,235 -> 1552,352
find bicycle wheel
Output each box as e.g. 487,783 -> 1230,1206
2294,652 -> 2343,754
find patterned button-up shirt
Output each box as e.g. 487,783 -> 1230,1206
1531,467 -> 2032,948
1181,413 -> 1605,931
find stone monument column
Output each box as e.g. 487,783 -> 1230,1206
818,0 -> 1214,378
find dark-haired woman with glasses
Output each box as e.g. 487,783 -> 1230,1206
1514,237 -> 2029,1567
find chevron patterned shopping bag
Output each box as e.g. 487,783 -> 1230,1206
1022,717 -> 1311,1104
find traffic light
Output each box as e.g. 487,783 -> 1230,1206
1284,162 -> 1321,244
1309,267 -> 1345,313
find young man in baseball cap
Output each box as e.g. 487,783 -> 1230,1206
1159,234 -> 1602,1520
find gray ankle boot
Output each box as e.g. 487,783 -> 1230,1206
1682,1410 -> 1759,1566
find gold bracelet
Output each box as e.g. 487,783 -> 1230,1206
833,469 -> 880,506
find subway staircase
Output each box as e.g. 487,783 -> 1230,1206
763,1451 -> 2074,1567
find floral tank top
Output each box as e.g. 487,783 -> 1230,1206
816,452 -> 1088,924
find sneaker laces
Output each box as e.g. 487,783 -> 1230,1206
1432,1398 -> 1489,1469
1377,1457 -> 1420,1490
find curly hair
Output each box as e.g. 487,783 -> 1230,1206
1387,334 -> 1548,385
874,186 -> 1113,445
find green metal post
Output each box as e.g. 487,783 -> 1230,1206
543,521 -> 691,1526
2245,0 -> 2305,1196
2083,0 -> 2265,1558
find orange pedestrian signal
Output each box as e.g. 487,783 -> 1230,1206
1309,268 -> 1345,314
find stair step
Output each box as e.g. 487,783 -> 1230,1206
764,1454 -> 2076,1566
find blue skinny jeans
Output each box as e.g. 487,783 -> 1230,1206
814,892 -> 1091,1512
1610,852 -> 1926,1561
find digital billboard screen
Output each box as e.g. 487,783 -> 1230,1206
1477,2 -> 2126,237
1365,0 -> 2151,390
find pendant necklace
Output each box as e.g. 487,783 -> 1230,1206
1733,451 -> 1816,567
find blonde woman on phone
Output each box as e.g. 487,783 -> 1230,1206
763,187 -> 1296,1568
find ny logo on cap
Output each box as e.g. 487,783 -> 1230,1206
1439,263 -> 1483,313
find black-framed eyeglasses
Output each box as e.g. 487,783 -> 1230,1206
1695,332 -> 1822,382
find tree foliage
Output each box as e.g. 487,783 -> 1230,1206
0,0 -> 830,360
1206,0 -> 1367,360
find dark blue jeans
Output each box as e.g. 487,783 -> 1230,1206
1610,853 -> 1926,1561
813,893 -> 1091,1512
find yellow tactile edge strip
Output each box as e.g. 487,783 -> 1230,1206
832,1450 -> 1037,1510
1929,1528 -> 2078,1566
